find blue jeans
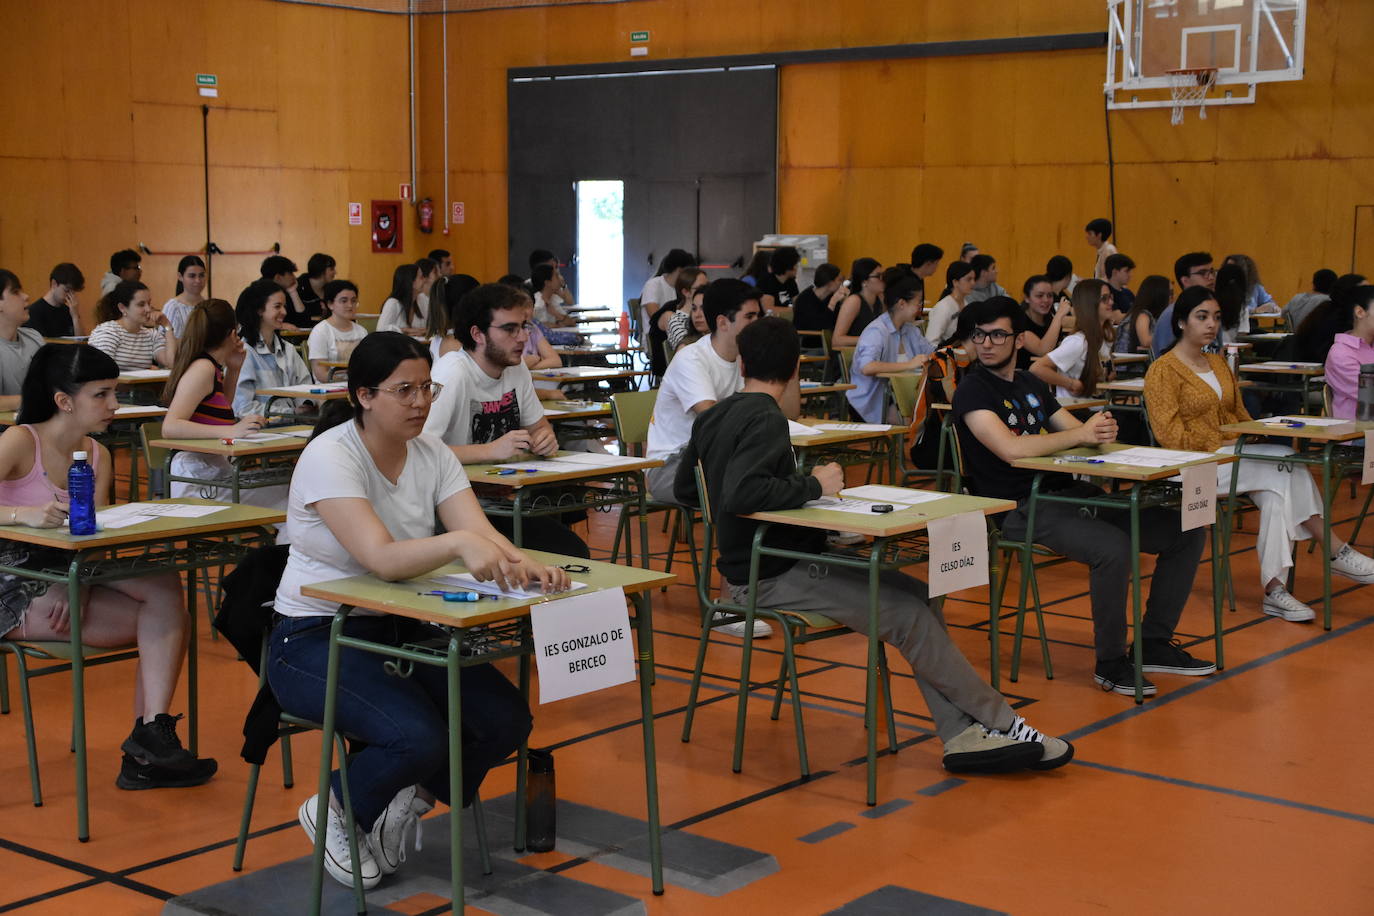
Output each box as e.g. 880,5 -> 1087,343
267,614 -> 532,830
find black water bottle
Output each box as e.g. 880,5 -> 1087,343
525,748 -> 556,852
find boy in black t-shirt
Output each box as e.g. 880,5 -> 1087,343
952,298 -> 1213,695
675,316 -> 1073,774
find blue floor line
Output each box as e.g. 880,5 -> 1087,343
1071,759 -> 1374,825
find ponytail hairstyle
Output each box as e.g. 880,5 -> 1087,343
1213,264 -> 1246,333
312,331 -> 431,436
162,299 -> 237,403
17,344 -> 121,425
882,268 -> 922,313
1068,279 -> 1112,396
95,280 -> 149,323
388,263 -> 421,326
174,255 -> 206,296
235,278 -> 286,348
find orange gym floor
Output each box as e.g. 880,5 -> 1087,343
2,481 -> 1373,915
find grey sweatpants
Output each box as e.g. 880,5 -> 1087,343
646,449 -> 684,505
730,562 -> 1016,743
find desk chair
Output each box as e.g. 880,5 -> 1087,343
679,464 -> 897,779
889,371 -> 954,491
836,346 -> 855,385
607,391 -> 698,582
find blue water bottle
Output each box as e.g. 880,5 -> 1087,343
68,450 -> 96,536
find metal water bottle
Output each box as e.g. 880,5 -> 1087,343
1357,363 -> 1374,421
525,747 -> 556,852
67,451 -> 96,535
1224,344 -> 1240,377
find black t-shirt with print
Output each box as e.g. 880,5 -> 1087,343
951,365 -> 1065,503
757,274 -> 799,311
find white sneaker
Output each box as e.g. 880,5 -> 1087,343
1331,544 -> 1374,585
1262,586 -> 1316,623
367,784 -> 433,875
298,795 -> 382,890
987,715 -> 1074,770
712,612 -> 773,638
827,531 -> 866,547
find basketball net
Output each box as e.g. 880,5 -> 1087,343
1166,68 -> 1219,125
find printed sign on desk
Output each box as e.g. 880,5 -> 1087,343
1181,462 -> 1217,531
926,510 -> 988,597
530,586 -> 635,703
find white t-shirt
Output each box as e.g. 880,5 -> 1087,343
307,320 -> 368,362
647,335 -> 742,461
162,298 -> 195,338
1195,369 -> 1223,399
924,295 -> 961,346
638,276 -> 674,348
274,421 -> 471,617
1046,332 -> 1112,399
423,349 -> 544,446
532,292 -> 565,326
377,296 -> 427,333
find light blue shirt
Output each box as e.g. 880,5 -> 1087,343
234,334 -> 313,416
1151,302 -> 1176,358
845,312 -> 934,423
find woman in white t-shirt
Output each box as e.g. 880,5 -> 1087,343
924,261 -> 976,347
307,280 -> 368,381
269,332 -> 568,890
1030,279 -> 1116,399
161,256 -> 206,338
376,264 -> 429,335
88,281 -> 178,371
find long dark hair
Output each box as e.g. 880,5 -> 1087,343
1214,264 -> 1246,332
1165,285 -> 1219,353
163,299 -> 237,403
388,263 -> 421,326
1068,279 -> 1113,396
236,278 -> 286,348
17,344 -> 121,425
313,331 -> 432,435
174,255 -> 205,296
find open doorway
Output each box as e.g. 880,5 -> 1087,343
575,180 -> 624,312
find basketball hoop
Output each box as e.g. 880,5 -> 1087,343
1165,67 -> 1219,124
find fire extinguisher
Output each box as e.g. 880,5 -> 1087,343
417,197 -> 434,234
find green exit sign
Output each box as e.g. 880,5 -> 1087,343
195,73 -> 218,87
630,30 -> 650,42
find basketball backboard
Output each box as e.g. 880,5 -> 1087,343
1106,0 -> 1306,113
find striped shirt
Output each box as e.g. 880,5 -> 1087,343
188,356 -> 236,425
89,321 -> 166,371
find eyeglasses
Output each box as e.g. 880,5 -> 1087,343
1189,268 -> 1217,278
489,321 -> 534,336
969,328 -> 1015,344
866,273 -> 882,281
368,380 -> 443,403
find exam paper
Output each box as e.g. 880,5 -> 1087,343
433,573 -> 588,600
114,406 -> 167,416
547,453 -> 647,468
787,420 -> 823,437
1261,416 -> 1349,427
1104,446 -> 1217,468
268,383 -> 346,394
804,496 -> 902,516
812,422 -> 894,432
1245,361 -> 1323,369
840,485 -> 947,505
91,502 -> 227,529
120,369 -> 169,379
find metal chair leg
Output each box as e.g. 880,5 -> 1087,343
334,736 -> 368,915
12,650 -> 42,806
472,791 -> 493,876
233,761 -> 262,871
679,607 -> 715,743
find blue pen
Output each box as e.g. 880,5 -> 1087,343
309,388 -> 327,394
1054,455 -> 1105,465
418,590 -> 494,602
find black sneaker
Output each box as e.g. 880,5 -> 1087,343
1137,639 -> 1217,677
116,753 -> 217,790
121,713 -> 201,771
1093,655 -> 1157,697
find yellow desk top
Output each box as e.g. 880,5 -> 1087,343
531,368 -> 647,383
1011,443 -> 1237,482
465,451 -> 661,488
1221,418 -> 1374,442
149,426 -> 312,457
789,417 -> 904,449
1237,361 -> 1326,376
118,369 -> 171,385
799,383 -> 857,395
0,498 -> 284,550
256,383 -> 350,400
745,489 -> 1014,538
301,550 -> 675,628
542,401 -> 613,421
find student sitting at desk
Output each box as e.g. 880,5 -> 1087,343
1029,279 -> 1116,399
233,278 -> 314,418
646,278 -> 760,505
1144,287 -> 1374,623
270,332 -> 567,889
847,272 -> 934,424
1323,286 -> 1374,419
0,270 -> 45,410
0,344 -> 215,788
89,281 -> 177,371
423,283 -> 590,558
161,300 -> 289,513
307,280 -> 368,382
953,297 -> 1214,696
675,317 -> 1072,773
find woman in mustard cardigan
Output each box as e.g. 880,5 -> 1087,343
1144,287 -> 1374,623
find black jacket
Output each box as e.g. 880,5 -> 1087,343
674,392 -> 824,584
212,544 -> 290,765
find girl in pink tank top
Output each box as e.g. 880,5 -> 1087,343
0,343 -> 216,788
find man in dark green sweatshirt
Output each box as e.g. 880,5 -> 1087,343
675,317 -> 1072,774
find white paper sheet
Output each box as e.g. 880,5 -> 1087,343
547,453 -> 646,468
231,432 -> 297,443
91,502 -> 227,530
787,420 -> 823,437
1104,446 -> 1217,468
530,587 -> 635,704
1244,361 -> 1323,369
489,460 -> 572,473
114,406 -> 167,416
812,422 -> 894,432
927,510 -> 989,597
1260,415 -> 1350,427
803,496 -> 904,516
839,485 -> 948,505
433,572 -> 587,600
1180,462 -> 1218,532
541,408 -> 569,416
1104,378 -> 1145,390
266,383 -> 346,395
119,369 -> 170,380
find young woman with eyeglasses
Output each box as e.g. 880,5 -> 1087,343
269,331 -> 568,890
1029,279 -> 1117,398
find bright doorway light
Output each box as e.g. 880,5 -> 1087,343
575,180 -> 623,312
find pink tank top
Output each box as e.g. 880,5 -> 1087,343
0,426 -> 101,507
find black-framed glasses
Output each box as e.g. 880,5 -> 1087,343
969,328 -> 1015,344
489,321 -> 534,336
1189,267 -> 1217,278
368,380 -> 443,403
